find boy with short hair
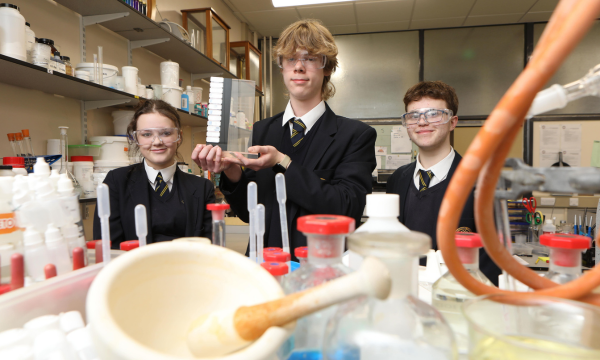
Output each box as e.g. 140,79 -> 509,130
387,81 -> 500,284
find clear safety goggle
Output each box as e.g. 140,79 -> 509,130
400,108 -> 454,127
277,51 -> 327,70
132,127 -> 181,146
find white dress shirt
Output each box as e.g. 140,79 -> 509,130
144,159 -> 177,191
413,147 -> 455,190
281,100 -> 326,135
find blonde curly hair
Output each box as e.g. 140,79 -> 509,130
274,19 -> 339,101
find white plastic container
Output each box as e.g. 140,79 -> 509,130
75,70 -> 90,81
32,38 -> 52,68
111,111 -> 134,136
0,4 -> 26,62
137,84 -> 146,97
93,160 -> 130,182
192,86 -> 203,105
542,219 -> 556,234
75,63 -> 118,87
45,224 -> 72,276
114,76 -> 124,91
162,86 -> 183,109
121,66 -> 138,95
47,139 -> 61,155
89,136 -> 129,163
146,86 -> 154,99
25,22 -> 35,63
23,227 -> 50,282
86,241 -> 291,360
160,61 -> 179,88
151,84 -> 163,99
71,156 -> 94,199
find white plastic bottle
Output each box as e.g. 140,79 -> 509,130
49,169 -> 61,191
0,177 -> 24,281
23,226 -> 50,282
25,22 -> 35,63
34,157 -> 51,178
345,194 -> 410,270
0,3 -> 27,62
62,223 -> 87,265
45,224 -> 72,275
542,219 -> 556,234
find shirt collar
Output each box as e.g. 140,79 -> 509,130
144,159 -> 177,184
281,100 -> 326,134
415,147 -> 455,179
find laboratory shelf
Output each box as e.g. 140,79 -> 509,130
0,54 -> 208,127
53,0 -> 236,79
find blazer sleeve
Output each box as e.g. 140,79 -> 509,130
200,181 -> 217,238
92,170 -> 126,247
285,126 -> 377,222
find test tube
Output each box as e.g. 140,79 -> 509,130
98,46 -> 103,86
14,132 -> 25,156
21,129 -> 34,156
6,133 -> 18,156
93,54 -> 98,85
248,182 -> 258,263
97,183 -> 112,264
207,203 -> 230,247
275,174 -> 290,261
135,205 -> 148,247
257,204 -> 265,264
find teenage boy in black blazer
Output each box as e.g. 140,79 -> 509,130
192,20 -> 377,259
387,81 -> 501,285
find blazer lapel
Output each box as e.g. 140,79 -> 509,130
397,162 -> 416,223
126,163 -> 153,241
303,103 -> 338,172
263,115 -> 286,152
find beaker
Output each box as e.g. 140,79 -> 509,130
463,294 -> 600,360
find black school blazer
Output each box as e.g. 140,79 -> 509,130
220,103 -> 377,257
92,162 -> 215,249
386,150 -> 501,285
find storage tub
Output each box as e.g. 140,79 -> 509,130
111,111 -> 135,136
75,63 -> 119,88
88,136 -> 129,163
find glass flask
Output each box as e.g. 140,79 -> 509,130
432,232 -> 494,355
464,294 -> 600,360
279,214 -> 356,360
539,233 -> 590,284
323,231 -> 457,360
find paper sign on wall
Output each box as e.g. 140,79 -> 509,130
376,156 -> 382,170
391,127 -> 412,153
539,123 -> 581,167
385,154 -> 411,169
375,146 -> 387,155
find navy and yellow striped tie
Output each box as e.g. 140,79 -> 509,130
419,170 -> 433,192
290,118 -> 306,147
155,172 -> 169,197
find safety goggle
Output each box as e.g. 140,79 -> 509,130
400,108 -> 454,127
132,127 -> 181,147
277,51 -> 327,70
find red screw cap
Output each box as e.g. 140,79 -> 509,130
297,215 -> 355,235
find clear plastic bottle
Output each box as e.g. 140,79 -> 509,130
279,215 -> 355,360
206,203 -> 229,247
260,262 -> 288,284
542,219 -> 556,235
295,246 -> 308,266
540,233 -> 590,284
431,232 -> 494,355
45,224 -> 72,275
324,229 -> 457,360
23,226 -> 50,282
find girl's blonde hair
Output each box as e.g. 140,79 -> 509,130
274,19 -> 339,101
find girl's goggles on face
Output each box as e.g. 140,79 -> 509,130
132,128 -> 180,146
401,108 -> 453,127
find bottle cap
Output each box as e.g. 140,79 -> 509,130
66,327 -> 93,352
540,234 -> 591,249
455,232 -> 483,248
3,157 -> 25,168
206,203 -> 230,211
60,56 -> 70,61
86,239 -> 110,249
15,133 -> 23,141
71,156 -> 93,162
264,247 -> 282,254
297,215 -> 355,235
260,262 -> 288,276
57,173 -> 74,194
44,224 -> 63,244
54,51 -> 61,57
264,251 -> 291,262
22,129 -> 30,137
61,223 -> 79,239
23,227 -> 43,246
7,133 -> 15,141
36,38 -> 54,46
295,246 -> 308,258
33,157 -> 50,176
59,311 -> 84,334
365,193 -> 399,217
120,240 -> 139,251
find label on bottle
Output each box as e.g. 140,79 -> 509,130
0,213 -> 18,234
182,97 -> 188,109
58,63 -> 66,74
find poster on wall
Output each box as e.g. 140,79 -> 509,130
390,126 -> 412,153
385,154 -> 411,169
539,123 -> 582,167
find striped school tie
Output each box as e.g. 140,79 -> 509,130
290,118 -> 306,147
155,172 -> 169,197
419,169 -> 433,191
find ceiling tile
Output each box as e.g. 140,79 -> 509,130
355,1 -> 413,23
328,24 -> 359,34
519,11 -> 552,23
256,28 -> 285,38
241,9 -> 301,32
464,13 -> 522,26
412,0 -> 475,20
409,17 -> 464,30
529,0 -> 560,12
470,0 -> 537,16
296,3 -> 356,26
227,0 -> 275,13
358,21 -> 410,33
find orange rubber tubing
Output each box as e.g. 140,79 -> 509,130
438,0 -> 600,306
